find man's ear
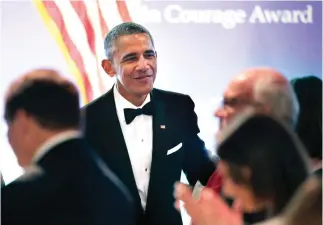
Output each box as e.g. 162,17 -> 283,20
101,59 -> 116,78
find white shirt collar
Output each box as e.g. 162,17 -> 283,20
113,85 -> 151,123
32,130 -> 81,163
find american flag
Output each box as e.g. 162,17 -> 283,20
32,0 -> 143,105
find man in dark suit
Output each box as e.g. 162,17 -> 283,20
82,22 -> 215,225
2,69 -> 134,225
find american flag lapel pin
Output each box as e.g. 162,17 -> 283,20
160,125 -> 166,129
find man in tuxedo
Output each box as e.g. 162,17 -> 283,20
2,69 -> 134,225
82,22 -> 215,225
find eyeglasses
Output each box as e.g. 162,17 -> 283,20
221,97 -> 263,109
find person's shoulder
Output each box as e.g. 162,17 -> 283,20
153,88 -> 191,102
13,166 -> 44,184
2,166 -> 45,194
81,88 -> 113,116
81,88 -> 113,110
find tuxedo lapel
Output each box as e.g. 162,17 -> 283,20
96,89 -> 142,211
151,97 -> 167,174
146,90 -> 169,208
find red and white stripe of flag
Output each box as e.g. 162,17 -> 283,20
33,0 -> 143,105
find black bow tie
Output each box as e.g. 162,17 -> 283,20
124,101 -> 154,124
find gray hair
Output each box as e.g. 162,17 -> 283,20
103,22 -> 155,59
253,75 -> 300,128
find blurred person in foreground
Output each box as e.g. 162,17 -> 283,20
175,168 -> 321,225
195,67 -> 299,223
176,113 -> 310,225
259,174 -> 322,225
277,173 -> 321,225
291,76 -> 322,176
1,69 -> 134,225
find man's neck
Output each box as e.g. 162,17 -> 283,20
126,95 -> 147,107
116,84 -> 148,107
31,129 -> 80,163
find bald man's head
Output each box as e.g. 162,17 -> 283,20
4,69 -> 81,168
228,67 -> 289,98
4,68 -> 80,129
5,69 -> 77,103
215,67 -> 299,137
239,67 -> 288,83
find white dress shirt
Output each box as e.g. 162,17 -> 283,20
114,85 -> 153,209
32,130 -> 81,163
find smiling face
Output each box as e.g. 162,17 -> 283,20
102,33 -> 157,104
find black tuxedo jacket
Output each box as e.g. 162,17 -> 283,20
82,88 -> 215,225
1,138 -> 134,225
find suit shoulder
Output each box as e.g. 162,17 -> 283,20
153,88 -> 191,102
2,166 -> 45,193
14,166 -> 44,183
81,90 -> 114,122
81,92 -> 108,112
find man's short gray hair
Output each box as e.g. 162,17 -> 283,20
253,75 -> 300,127
103,22 -> 154,59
